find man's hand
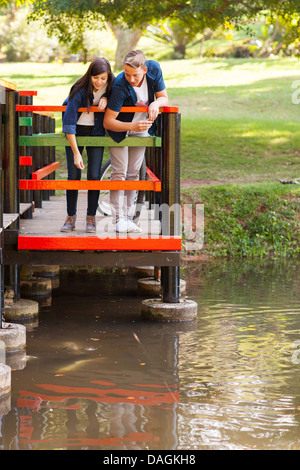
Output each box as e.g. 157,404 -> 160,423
131,119 -> 153,133
147,101 -> 160,122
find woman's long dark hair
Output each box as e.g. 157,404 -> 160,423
68,57 -> 114,111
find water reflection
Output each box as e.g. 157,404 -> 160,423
179,259 -> 300,450
1,259 -> 300,450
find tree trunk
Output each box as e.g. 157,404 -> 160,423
173,43 -> 186,59
259,17 -> 279,57
109,25 -> 143,71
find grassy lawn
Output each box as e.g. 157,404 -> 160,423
2,57 -> 300,183
1,57 -> 300,257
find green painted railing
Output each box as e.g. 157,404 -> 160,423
19,134 -> 162,148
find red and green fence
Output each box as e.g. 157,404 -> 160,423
1,79 -> 182,322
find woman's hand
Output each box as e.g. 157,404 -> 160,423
74,151 -> 84,170
98,96 -> 107,111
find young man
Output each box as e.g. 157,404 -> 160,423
104,50 -> 168,233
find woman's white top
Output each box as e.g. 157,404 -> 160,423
77,84 -> 107,126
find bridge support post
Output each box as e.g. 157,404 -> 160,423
141,112 -> 197,322
0,86 -> 10,406
2,88 -> 38,325
3,89 -> 20,304
0,82 -> 28,404
0,85 -> 4,330
160,112 -> 181,303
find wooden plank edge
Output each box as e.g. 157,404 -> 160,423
16,105 -> 179,113
32,161 -> 60,180
18,235 -> 182,251
19,156 -> 32,166
19,179 -> 162,191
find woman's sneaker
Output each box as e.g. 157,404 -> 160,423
60,215 -> 76,232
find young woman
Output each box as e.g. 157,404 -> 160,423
60,57 -> 114,233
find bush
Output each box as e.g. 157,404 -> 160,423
181,183 -> 300,258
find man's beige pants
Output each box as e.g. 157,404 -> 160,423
109,135 -> 147,223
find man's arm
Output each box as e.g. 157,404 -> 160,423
148,89 -> 168,122
104,89 -> 168,133
104,108 -> 153,133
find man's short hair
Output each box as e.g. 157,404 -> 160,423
123,50 -> 146,69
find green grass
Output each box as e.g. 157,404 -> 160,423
3,57 -> 300,182
181,117 -> 300,183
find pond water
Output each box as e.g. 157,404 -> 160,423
1,258 -> 300,451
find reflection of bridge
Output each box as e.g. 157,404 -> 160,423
0,79 -> 197,328
2,296 -> 196,450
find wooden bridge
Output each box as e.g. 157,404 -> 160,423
0,78 -> 197,325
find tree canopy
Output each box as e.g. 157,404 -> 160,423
29,0 -> 300,30
26,0 -> 300,57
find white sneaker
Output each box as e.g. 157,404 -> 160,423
115,219 -> 128,233
127,220 -> 142,233
115,218 -> 142,233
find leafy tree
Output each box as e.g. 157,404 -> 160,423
147,18 -> 203,59
0,6 -> 61,61
258,13 -> 300,56
5,0 -> 300,63
27,0 -> 300,60
29,0 -> 300,31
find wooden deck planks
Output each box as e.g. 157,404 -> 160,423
18,192 -> 181,251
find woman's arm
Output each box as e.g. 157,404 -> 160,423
63,89 -> 83,135
66,134 -> 84,170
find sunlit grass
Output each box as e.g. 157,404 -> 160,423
1,57 -> 300,182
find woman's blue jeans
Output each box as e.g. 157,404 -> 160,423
66,125 -> 104,216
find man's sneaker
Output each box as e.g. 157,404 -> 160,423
115,218 -> 142,233
115,218 -> 129,233
60,215 -> 76,232
86,215 -> 96,233
127,219 -> 142,233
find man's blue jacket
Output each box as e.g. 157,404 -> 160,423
107,60 -> 166,143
